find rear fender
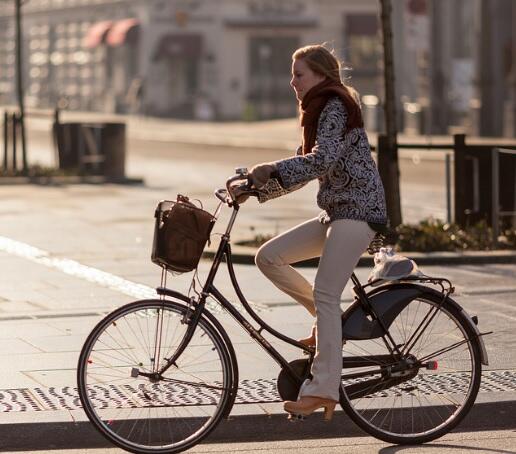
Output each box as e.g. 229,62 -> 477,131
341,283 -> 489,366
342,285 -> 422,341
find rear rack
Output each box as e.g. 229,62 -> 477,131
364,275 -> 454,295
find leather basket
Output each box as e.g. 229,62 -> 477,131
151,195 -> 215,273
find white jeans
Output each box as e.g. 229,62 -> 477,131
255,217 -> 375,401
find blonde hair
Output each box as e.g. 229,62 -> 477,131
293,44 -> 342,83
293,44 -> 363,130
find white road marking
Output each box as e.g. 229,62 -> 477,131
491,311 -> 516,322
478,298 -> 516,312
0,235 -> 249,312
0,235 -> 159,300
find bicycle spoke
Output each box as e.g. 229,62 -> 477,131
78,300 -> 232,452
340,293 -> 481,444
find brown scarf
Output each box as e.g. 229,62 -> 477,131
300,78 -> 363,155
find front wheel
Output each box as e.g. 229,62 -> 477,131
339,291 -> 482,445
77,299 -> 234,454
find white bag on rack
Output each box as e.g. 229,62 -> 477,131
368,247 -> 423,285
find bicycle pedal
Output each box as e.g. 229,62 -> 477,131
287,413 -> 306,422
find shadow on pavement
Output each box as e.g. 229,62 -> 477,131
379,443 -> 516,454
2,400 -> 515,451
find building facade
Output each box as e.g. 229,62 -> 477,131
0,0 -> 381,120
2,0 -> 512,135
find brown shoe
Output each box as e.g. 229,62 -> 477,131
297,325 -> 316,348
283,396 -> 337,421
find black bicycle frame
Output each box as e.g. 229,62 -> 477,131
157,205 -> 312,384
156,203 -> 405,383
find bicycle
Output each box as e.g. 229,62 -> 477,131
77,169 -> 490,454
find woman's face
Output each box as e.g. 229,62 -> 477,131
290,58 -> 325,101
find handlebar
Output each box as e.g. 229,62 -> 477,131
214,168 -> 259,206
215,188 -> 229,203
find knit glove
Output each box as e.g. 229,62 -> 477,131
249,162 -> 277,189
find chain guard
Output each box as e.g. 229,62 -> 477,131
276,358 -> 312,401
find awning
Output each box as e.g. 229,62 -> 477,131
106,18 -> 140,47
83,20 -> 113,48
153,34 -> 203,60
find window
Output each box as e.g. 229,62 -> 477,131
344,14 -> 379,74
248,36 -> 299,119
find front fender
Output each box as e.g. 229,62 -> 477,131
341,283 -> 489,366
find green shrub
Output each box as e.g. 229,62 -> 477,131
395,218 -> 515,252
236,218 -> 516,251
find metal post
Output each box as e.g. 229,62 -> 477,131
15,0 -> 28,173
52,107 -> 60,166
3,111 -> 8,171
430,0 -> 447,134
11,113 -> 17,172
445,153 -> 452,224
491,148 -> 499,246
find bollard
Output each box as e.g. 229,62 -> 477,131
445,153 -> 452,224
3,111 -> 8,171
52,108 -> 60,166
11,112 -> 17,171
20,111 -> 27,172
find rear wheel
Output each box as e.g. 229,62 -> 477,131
77,299 -> 233,453
339,291 -> 482,445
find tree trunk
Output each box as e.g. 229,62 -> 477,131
379,0 -> 402,227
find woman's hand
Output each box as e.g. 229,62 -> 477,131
249,162 -> 277,189
229,181 -> 250,204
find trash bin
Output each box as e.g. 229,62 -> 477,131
361,95 -> 379,132
54,121 -> 126,180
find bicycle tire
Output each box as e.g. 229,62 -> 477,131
339,288 -> 482,445
77,299 -> 234,454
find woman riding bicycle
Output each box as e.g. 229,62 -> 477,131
241,44 -> 388,420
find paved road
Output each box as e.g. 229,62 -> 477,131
25,120 -> 450,235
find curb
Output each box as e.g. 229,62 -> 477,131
1,400 -> 515,451
203,247 -> 516,268
0,175 -> 144,185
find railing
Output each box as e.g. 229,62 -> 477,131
376,134 -> 516,231
492,148 -> 516,245
2,107 -> 56,174
2,110 -> 27,173
397,142 -> 454,225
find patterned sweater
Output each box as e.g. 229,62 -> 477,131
258,97 -> 387,225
